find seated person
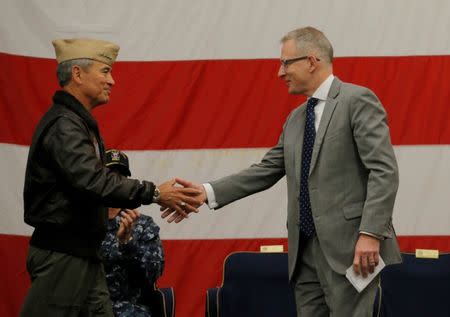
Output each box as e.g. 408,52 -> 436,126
100,149 -> 164,317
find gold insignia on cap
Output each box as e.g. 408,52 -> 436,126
52,38 -> 120,66
99,53 -> 113,61
111,150 -> 120,161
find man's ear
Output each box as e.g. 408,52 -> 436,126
71,65 -> 83,84
308,55 -> 320,72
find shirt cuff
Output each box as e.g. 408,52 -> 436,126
360,231 -> 384,240
202,183 -> 218,209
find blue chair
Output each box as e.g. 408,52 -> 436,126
139,284 -> 175,317
373,253 -> 450,317
205,252 -> 296,317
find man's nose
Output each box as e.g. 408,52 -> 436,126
107,73 -> 115,85
277,64 -> 286,78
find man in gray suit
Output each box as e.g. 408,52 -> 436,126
164,26 -> 401,316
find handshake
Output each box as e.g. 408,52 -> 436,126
115,178 -> 202,244
156,178 -> 206,223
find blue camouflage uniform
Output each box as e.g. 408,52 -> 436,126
100,213 -> 164,317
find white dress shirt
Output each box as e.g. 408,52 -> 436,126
310,74 -> 334,132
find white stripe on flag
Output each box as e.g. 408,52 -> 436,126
2,143 -> 450,238
1,0 -> 449,59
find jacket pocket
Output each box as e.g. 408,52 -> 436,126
324,127 -> 345,142
342,202 -> 364,220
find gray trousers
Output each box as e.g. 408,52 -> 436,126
293,235 -> 379,317
20,246 -> 114,317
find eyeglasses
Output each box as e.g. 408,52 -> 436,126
280,56 -> 320,69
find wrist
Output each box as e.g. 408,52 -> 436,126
201,186 -> 207,203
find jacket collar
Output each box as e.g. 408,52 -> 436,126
53,90 -> 100,133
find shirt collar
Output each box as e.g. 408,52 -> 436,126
311,74 -> 334,101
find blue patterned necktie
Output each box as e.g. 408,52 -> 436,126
299,97 -> 319,237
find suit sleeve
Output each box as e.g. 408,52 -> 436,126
209,113 -> 292,209
350,88 -> 399,238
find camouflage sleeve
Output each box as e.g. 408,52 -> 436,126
120,215 -> 165,284
99,224 -> 123,263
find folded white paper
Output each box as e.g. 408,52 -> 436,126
345,256 -> 385,293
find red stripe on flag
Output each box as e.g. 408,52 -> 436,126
0,234 -> 288,317
397,235 -> 450,253
1,53 -> 450,149
1,234 -> 450,317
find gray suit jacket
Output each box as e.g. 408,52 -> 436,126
210,77 -> 401,279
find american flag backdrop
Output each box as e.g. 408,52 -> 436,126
1,1 -> 450,316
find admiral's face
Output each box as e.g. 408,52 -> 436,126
79,61 -> 115,107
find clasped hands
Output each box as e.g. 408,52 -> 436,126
158,178 -> 206,223
115,178 -> 203,244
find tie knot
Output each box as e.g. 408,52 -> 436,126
307,97 -> 319,108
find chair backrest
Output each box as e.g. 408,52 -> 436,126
139,284 -> 175,317
219,252 -> 296,317
374,253 -> 450,317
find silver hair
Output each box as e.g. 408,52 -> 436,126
56,58 -> 93,87
281,27 -> 333,63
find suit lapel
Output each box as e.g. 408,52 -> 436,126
309,78 -> 341,176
